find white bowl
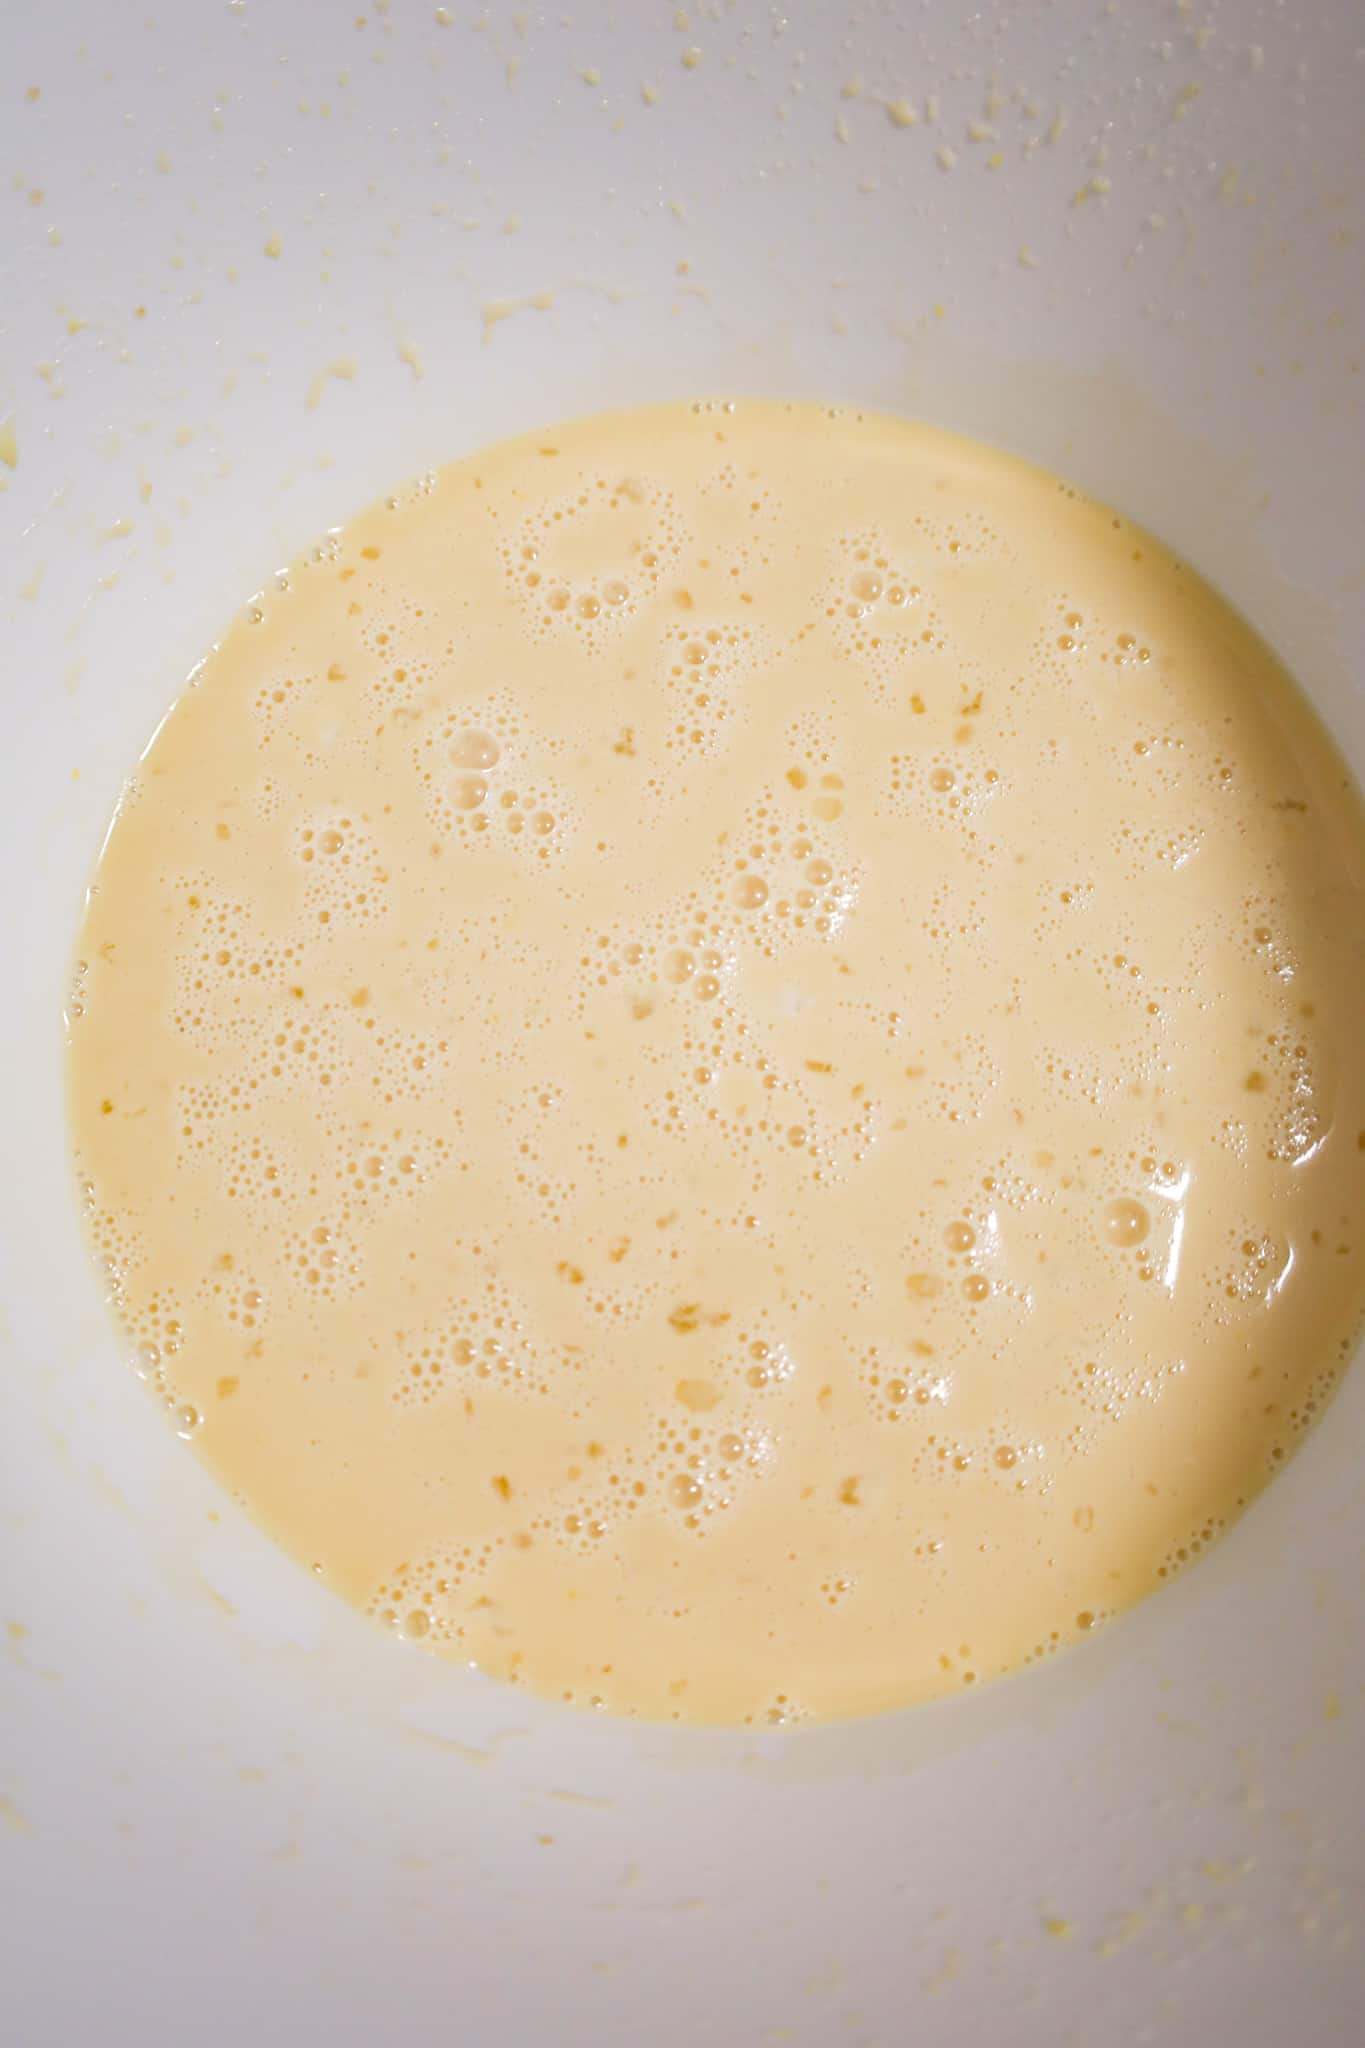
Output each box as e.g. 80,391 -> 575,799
4,4 -> 1363,2041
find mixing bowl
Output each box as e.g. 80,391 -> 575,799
4,3 -> 1363,2041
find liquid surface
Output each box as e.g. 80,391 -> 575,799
69,401 -> 1365,1724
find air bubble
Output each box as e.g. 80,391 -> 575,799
1102,1198 -> 1149,1248
451,729 -> 501,771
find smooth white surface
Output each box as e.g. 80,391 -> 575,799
3,4 -> 1363,2043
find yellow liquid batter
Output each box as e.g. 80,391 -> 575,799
68,401 -> 1365,1724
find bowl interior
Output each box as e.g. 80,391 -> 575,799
3,4 -> 1363,2042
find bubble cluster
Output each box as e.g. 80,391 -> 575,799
657,617 -> 775,760
496,465 -> 687,645
411,695 -> 577,861
823,537 -> 943,709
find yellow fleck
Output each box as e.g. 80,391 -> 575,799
547,1784 -> 613,1810
640,81 -> 660,106
305,357 -> 357,409
681,46 -> 702,70
0,1795 -> 32,1837
263,232 -> 283,259
886,97 -> 916,128
578,66 -> 600,87
481,290 -> 555,345
925,1945 -> 960,1995
1098,1909 -> 1146,1957
840,77 -> 863,100
936,144 -> 957,171
1019,245 -> 1039,269
397,336 -> 425,380
1044,1916 -> 1074,1940
0,414 -> 16,469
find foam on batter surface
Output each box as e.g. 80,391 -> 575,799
68,401 -> 1365,1723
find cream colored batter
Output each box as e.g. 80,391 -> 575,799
68,401 -> 1365,1723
